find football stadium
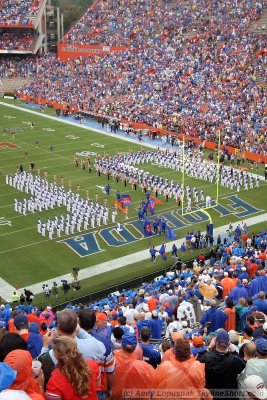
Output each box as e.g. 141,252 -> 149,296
0,0 -> 266,398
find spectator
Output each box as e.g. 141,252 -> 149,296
150,311 -> 163,340
46,336 -> 100,400
253,292 -> 267,314
13,315 -> 42,359
4,349 -> 44,399
243,375 -> 267,400
78,309 -> 115,399
111,333 -> 154,400
224,298 -> 236,332
0,332 -> 27,362
199,330 -> 245,400
238,338 -> 267,388
200,300 -> 228,332
154,338 -> 212,400
139,326 -> 161,369
253,312 -> 266,339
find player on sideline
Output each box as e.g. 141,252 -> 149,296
206,195 -> 211,208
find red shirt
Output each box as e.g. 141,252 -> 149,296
46,359 -> 100,400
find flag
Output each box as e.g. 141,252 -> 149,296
149,198 -> 156,215
166,226 -> 176,240
121,194 -> 133,206
150,196 -> 163,205
144,219 -> 152,237
159,244 -> 167,260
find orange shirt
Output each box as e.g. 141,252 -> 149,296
147,297 -> 158,312
221,277 -> 235,299
224,308 -> 236,332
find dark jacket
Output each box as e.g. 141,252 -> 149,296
199,349 -> 245,400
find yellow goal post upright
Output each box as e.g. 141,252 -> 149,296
180,129 -> 222,228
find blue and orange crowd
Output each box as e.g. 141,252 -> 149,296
0,226 -> 266,399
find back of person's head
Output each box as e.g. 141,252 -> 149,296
118,316 -> 127,326
52,336 -> 90,398
210,300 -> 217,308
254,312 -> 265,326
255,338 -> 267,358
57,309 -> 77,335
238,297 -> 246,306
13,315 -> 28,332
0,333 -> 27,362
246,315 -> 255,326
174,338 -> 191,361
112,327 -> 124,340
140,326 -> 151,342
244,342 -> 257,360
258,291 -> 265,300
243,326 -> 253,338
246,298 -> 253,307
225,298 -> 234,309
78,309 -> 96,331
161,339 -> 171,353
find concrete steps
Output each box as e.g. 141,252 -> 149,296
0,77 -> 33,94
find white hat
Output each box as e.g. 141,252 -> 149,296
0,390 -> 31,399
224,272 -> 228,276
152,310 -> 158,317
241,267 -> 246,271
142,303 -> 149,312
263,322 -> 267,332
243,375 -> 267,400
182,321 -> 188,328
168,289 -> 173,294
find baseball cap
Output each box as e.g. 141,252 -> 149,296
0,390 -> 31,399
0,362 -> 17,391
243,375 -> 267,400
255,338 -> 267,355
96,313 -> 107,322
168,289 -> 173,294
0,321 -> 6,329
216,330 -> 230,348
13,315 -> 28,328
152,310 -> 158,317
192,335 -> 204,347
121,333 -> 137,347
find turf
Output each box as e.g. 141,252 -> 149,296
0,99 -> 266,304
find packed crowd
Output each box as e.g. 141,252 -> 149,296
0,226 -> 266,399
16,0 -> 266,155
0,29 -> 35,50
0,55 -> 38,78
0,0 -> 41,26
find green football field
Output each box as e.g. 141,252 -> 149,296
0,98 -> 266,306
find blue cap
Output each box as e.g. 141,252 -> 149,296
255,338 -> 267,354
216,330 -> 230,348
0,321 -> 6,329
121,333 -> 137,347
29,322 -> 40,334
14,314 -> 28,328
0,362 -> 17,391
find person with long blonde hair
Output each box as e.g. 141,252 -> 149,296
46,336 -> 100,400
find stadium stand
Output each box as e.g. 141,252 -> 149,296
15,0 -> 266,157
0,228 -> 266,398
0,0 -> 41,27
